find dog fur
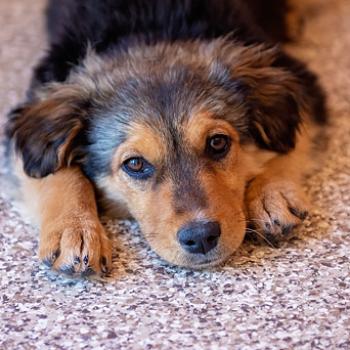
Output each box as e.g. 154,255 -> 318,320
6,0 -> 327,275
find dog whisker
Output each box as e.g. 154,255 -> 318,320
5,0 -> 325,273
245,227 -> 275,248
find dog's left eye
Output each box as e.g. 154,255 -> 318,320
206,134 -> 231,160
122,157 -> 155,180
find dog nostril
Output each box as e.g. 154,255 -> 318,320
177,221 -> 221,255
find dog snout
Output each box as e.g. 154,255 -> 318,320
177,221 -> 221,254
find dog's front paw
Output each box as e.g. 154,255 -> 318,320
39,213 -> 112,276
245,178 -> 309,245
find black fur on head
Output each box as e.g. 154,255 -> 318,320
6,0 -> 328,180
7,39 -> 314,180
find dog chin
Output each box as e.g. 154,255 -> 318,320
171,248 -> 232,269
187,257 -> 228,269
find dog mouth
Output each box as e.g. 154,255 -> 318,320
188,256 -> 227,269
179,249 -> 230,269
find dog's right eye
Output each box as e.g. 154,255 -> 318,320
122,157 -> 155,180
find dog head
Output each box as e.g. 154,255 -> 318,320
9,40 -> 307,267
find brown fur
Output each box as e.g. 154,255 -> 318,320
6,1 -> 327,273
13,120 -> 314,270
245,133 -> 312,241
12,155 -> 112,275
94,111 -> 314,267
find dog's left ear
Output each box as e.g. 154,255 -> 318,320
219,44 -> 307,153
7,85 -> 89,178
240,63 -> 305,153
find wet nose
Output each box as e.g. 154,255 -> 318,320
177,221 -> 221,254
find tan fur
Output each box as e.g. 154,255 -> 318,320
6,3 -> 324,274
11,113 -> 314,272
185,111 -> 240,151
97,112 -> 299,268
12,154 -> 112,274
113,122 -> 167,172
245,125 -> 313,239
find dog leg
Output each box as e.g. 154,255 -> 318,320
245,131 -> 312,244
16,163 -> 112,276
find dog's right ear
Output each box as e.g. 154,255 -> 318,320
7,85 -> 89,178
212,42 -> 307,153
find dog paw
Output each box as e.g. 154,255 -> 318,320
245,178 -> 309,246
39,213 -> 112,277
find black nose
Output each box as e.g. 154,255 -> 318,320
177,221 -> 221,254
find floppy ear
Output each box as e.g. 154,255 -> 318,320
219,44 -> 307,153
7,85 -> 89,178
242,65 -> 304,153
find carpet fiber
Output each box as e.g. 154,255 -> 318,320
1,1 -> 350,349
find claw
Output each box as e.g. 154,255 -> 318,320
82,266 -> 95,277
42,258 -> 54,268
83,255 -> 89,265
264,233 -> 279,247
100,256 -> 109,273
59,264 -> 75,275
42,249 -> 60,267
282,224 -> 295,236
273,219 -> 281,226
289,207 -> 308,220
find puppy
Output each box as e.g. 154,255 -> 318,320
6,0 -> 327,275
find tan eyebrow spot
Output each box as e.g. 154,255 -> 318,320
184,110 -> 240,152
111,122 -> 167,172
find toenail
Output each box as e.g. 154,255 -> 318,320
282,224 -> 294,236
60,265 -> 75,275
273,219 -> 281,226
82,267 -> 95,277
299,210 -> 309,220
43,258 -> 54,267
83,255 -> 89,265
290,207 -> 308,220
100,257 -> 108,273
101,257 -> 109,274
52,249 -> 60,260
264,233 -> 279,247
43,250 -> 60,267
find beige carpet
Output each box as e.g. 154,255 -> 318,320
1,1 -> 350,349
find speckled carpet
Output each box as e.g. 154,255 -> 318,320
1,1 -> 350,349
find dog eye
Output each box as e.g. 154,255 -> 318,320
206,134 -> 231,160
122,157 -> 155,180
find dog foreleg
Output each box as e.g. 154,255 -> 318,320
14,161 -> 112,276
245,130 -> 312,244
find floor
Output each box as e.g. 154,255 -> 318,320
0,1 -> 350,349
